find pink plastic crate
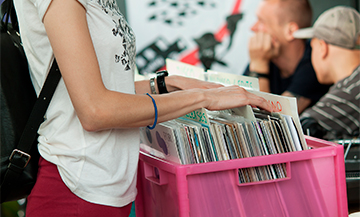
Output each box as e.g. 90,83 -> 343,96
135,136 -> 348,217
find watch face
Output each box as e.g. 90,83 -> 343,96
249,71 -> 258,78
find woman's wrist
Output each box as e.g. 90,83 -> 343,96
149,70 -> 169,94
162,75 -> 182,92
185,88 -> 209,110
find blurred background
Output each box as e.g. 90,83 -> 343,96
117,0 -> 359,76
1,0 -> 359,216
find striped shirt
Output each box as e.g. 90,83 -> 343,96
301,65 -> 360,140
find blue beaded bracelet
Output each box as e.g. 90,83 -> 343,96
145,93 -> 158,129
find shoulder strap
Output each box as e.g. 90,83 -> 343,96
17,59 -> 61,153
1,59 -> 61,191
0,0 -> 62,201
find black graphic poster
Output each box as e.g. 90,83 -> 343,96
126,0 -> 261,75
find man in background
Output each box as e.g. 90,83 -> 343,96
296,6 -> 360,140
296,6 -> 360,214
244,0 -> 331,114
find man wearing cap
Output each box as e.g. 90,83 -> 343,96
243,0 -> 331,114
296,6 -> 360,140
298,7 -> 360,214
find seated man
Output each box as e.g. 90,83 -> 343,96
295,6 -> 360,140
298,7 -> 360,214
244,0 -> 331,114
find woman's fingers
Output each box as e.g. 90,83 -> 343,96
204,85 -> 273,112
165,75 -> 224,92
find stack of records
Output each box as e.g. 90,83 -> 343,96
140,106 -> 308,184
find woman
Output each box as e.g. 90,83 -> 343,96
13,0 -> 272,216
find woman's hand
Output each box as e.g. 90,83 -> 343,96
201,85 -> 273,112
165,75 -> 224,92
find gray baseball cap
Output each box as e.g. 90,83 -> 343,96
293,6 -> 360,49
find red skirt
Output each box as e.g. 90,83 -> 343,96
26,157 -> 132,217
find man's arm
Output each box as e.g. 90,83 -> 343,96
248,32 -> 280,93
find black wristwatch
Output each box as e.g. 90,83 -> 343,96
249,71 -> 270,79
156,70 -> 169,94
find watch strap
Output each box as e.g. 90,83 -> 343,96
156,70 -> 169,94
249,71 -> 270,79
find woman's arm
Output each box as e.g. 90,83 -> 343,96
44,0 -> 272,132
134,75 -> 224,95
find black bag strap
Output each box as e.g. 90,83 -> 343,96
1,60 -> 61,192
0,0 -> 61,201
17,59 -> 61,154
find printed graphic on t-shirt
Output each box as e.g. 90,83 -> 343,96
97,0 -> 136,71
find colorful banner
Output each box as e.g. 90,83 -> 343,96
126,0 -> 261,76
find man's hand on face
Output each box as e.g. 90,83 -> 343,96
248,32 -> 280,73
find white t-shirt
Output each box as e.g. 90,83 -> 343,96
14,0 -> 139,207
